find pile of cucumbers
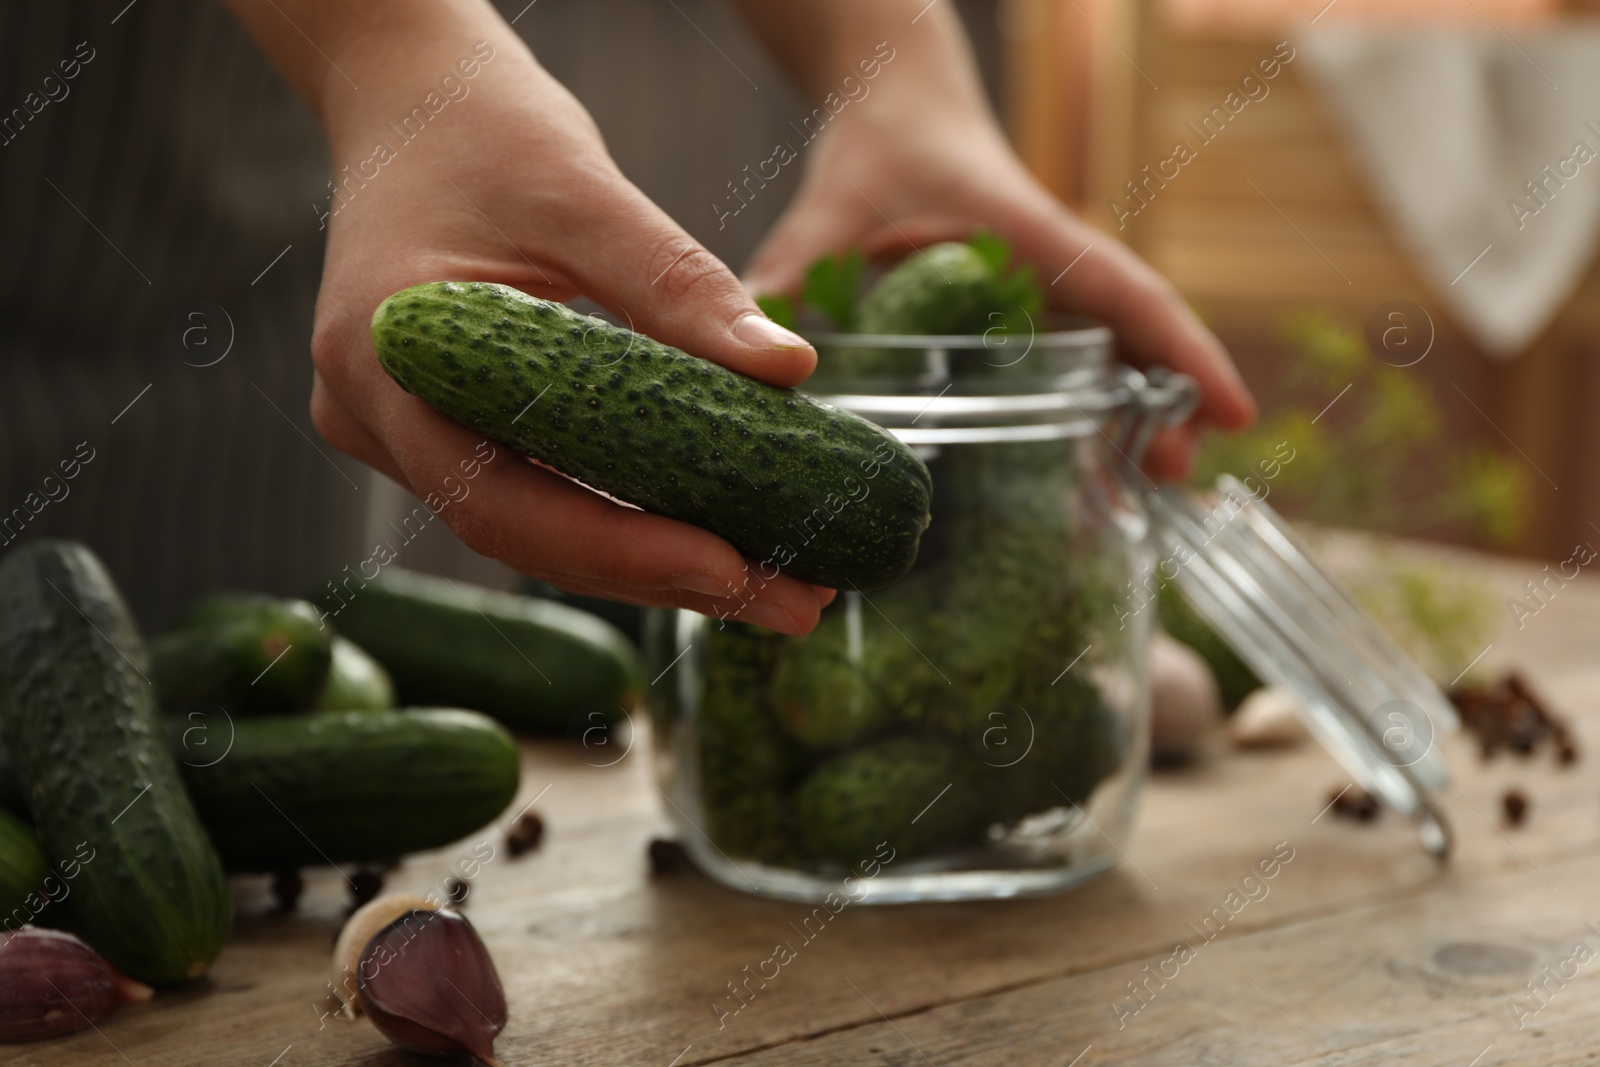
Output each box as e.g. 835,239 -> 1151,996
0,541 -> 642,987
686,439 -> 1127,870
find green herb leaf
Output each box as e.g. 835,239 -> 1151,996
988,263 -> 1044,333
967,229 -> 1011,275
802,250 -> 865,330
755,293 -> 798,332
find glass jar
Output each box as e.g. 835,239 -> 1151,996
645,325 -> 1199,904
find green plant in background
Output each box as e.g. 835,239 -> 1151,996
1194,310 -> 1526,544
1348,557 -> 1497,682
1180,310 -> 1523,684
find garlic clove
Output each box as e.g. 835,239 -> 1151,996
0,927 -> 152,1044
360,908 -> 506,1067
1229,686 -> 1311,749
1150,632 -> 1223,762
331,894 -> 438,1016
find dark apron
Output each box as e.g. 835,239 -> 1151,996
0,2 -> 367,628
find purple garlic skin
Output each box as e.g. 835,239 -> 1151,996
0,928 -> 152,1043
359,908 -> 506,1066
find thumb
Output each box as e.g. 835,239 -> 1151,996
566,183 -> 815,388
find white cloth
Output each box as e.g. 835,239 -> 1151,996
1298,27 -> 1600,357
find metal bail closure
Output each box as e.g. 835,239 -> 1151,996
1123,370 -> 1457,860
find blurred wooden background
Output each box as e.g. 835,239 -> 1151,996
505,0 -> 1600,560
1036,0 -> 1600,561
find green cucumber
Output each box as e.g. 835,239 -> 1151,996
153,594 -> 333,714
767,614 -> 899,750
814,239 -> 1044,380
855,242 -> 1002,336
317,637 -> 395,711
795,733 -> 986,865
315,568 -> 642,734
0,809 -> 50,930
0,742 -> 26,818
697,624 -> 809,865
1158,582 -> 1260,710
175,709 -> 519,872
0,540 -> 230,985
371,281 -> 933,589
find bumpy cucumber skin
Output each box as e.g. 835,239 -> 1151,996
316,568 -> 642,734
372,282 -> 933,589
0,541 -> 230,986
697,625 -> 810,865
175,709 -> 518,872
153,594 -> 333,714
0,809 -> 50,928
317,637 -> 396,711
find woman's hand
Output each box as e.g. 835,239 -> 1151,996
228,0 -> 833,634
734,1 -> 1256,478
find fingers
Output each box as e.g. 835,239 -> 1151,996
360,378 -> 829,633
1076,246 -> 1255,432
998,206 -> 1255,432
318,361 -> 831,634
742,192 -> 976,298
1141,424 -> 1199,483
742,185 -> 874,298
542,574 -> 834,635
565,180 -> 817,387
745,178 -> 1254,440
309,372 -> 408,485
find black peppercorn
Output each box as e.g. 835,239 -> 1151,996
648,838 -> 687,875
1503,789 -> 1529,826
506,810 -> 545,857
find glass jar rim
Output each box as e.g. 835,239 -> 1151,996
804,323 -> 1112,351
804,324 -> 1120,438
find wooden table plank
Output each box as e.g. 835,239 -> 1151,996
709,839 -> 1600,1067
12,535 -> 1598,1066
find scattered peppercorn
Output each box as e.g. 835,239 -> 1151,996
270,869 -> 303,913
1449,672 -> 1578,766
349,868 -> 384,910
444,876 -> 470,906
1503,789 -> 1529,827
648,838 -> 688,875
506,810 -> 545,857
1329,785 -> 1381,823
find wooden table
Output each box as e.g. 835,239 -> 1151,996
17,536 -> 1600,1067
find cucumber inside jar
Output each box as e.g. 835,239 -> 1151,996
692,437 -> 1133,872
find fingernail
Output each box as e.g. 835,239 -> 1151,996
736,600 -> 799,633
673,573 -> 734,599
733,313 -> 810,350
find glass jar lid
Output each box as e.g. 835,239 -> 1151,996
1112,369 -> 1456,858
